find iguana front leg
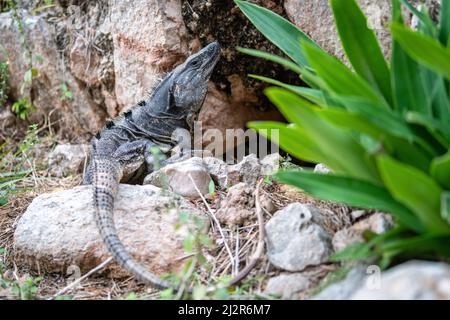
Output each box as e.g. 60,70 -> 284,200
112,139 -> 160,182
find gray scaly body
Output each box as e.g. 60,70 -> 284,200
84,42 -> 220,289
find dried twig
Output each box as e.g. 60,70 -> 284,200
187,174 -> 235,271
48,257 -> 113,300
226,178 -> 266,287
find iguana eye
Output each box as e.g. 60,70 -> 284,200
191,59 -> 199,66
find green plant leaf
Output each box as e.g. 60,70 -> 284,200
276,170 -> 424,233
208,180 -> 215,194
377,155 -> 450,235
430,151 -> 450,190
331,0 -> 392,104
302,42 -> 388,108
442,192 -> 450,224
391,23 -> 450,80
379,233 -> 450,258
237,48 -> 303,74
265,88 -> 380,182
234,0 -> 319,67
330,242 -> 375,261
249,75 -> 325,105
406,112 -> 450,147
318,108 -> 384,140
399,0 -> 438,37
439,0 -> 450,46
391,0 -> 430,115
248,121 -> 327,163
335,96 -> 414,141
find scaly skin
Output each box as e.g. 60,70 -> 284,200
85,42 -> 220,289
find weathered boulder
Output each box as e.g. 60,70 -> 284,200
48,144 -> 90,177
265,203 -> 333,272
13,184 -> 205,278
351,261 -> 450,300
284,0 -> 441,62
0,10 -> 106,136
109,0 -> 188,110
313,264 -> 369,300
284,0 -> 393,61
315,261 -> 450,300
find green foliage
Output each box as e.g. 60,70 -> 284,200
59,83 -> 73,101
6,0 -> 38,120
236,0 -> 450,265
0,247 -> 41,300
0,124 -> 40,206
11,98 -> 35,120
0,61 -> 9,106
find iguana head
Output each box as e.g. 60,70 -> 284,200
169,41 -> 220,121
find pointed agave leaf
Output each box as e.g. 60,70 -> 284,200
237,47 -> 303,74
391,23 -> 450,80
431,151 -> 450,190
335,96 -> 415,141
248,75 -> 326,105
331,0 -> 392,104
331,242 -> 375,261
377,155 -> 450,235
405,112 -> 450,148
439,0 -> 450,46
318,108 -> 384,140
391,0 -> 430,115
265,88 -> 380,182
247,121 -> 327,164
399,0 -> 438,37
234,0 -> 320,67
302,42 -> 388,108
379,233 -> 450,258
276,170 -> 424,233
442,192 -> 450,224
430,77 -> 450,125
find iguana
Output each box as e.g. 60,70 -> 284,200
84,42 -> 220,290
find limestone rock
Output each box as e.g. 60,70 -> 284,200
332,213 -> 393,252
0,10 -> 106,136
227,154 -> 261,186
351,261 -> 450,300
284,0 -> 393,61
260,153 -> 283,176
216,183 -> 255,226
48,144 -> 90,177
314,163 -> 331,174
13,184 -> 205,277
144,157 -> 212,199
203,156 -> 228,189
265,273 -> 312,299
313,264 -> 368,300
265,203 -> 333,272
109,0 -> 188,110
315,260 -> 450,300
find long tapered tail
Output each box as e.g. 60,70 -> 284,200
92,157 -> 174,290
